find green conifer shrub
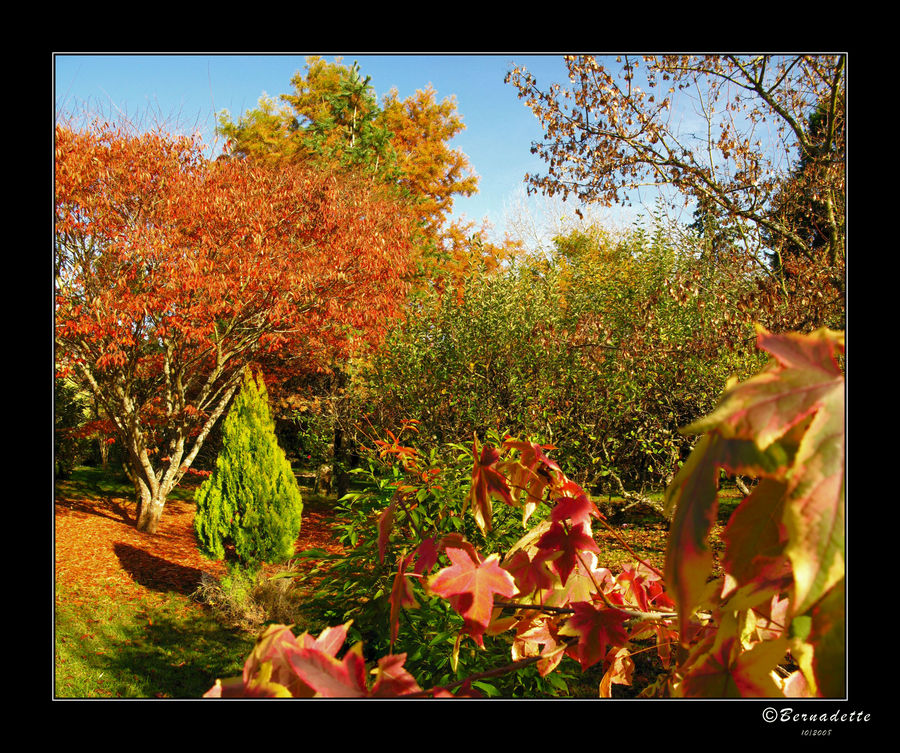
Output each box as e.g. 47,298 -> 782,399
194,369 -> 303,573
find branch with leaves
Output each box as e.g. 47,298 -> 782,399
204,327 -> 844,698
505,54 -> 845,299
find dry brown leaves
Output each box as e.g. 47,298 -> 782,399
54,485 -> 344,604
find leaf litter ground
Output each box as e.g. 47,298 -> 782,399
54,472 -> 344,610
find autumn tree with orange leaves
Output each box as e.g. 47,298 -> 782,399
217,56 -> 520,289
214,57 -> 524,495
54,120 -> 414,533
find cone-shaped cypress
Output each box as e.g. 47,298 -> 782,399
194,369 -> 303,572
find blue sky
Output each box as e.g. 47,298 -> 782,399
54,53 -> 656,245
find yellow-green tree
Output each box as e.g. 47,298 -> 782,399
194,369 -> 303,573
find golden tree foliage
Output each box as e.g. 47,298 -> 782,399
218,56 -> 521,289
380,85 -> 479,243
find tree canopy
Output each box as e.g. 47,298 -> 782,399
217,56 -> 517,289
505,54 -> 845,323
54,120 -> 415,532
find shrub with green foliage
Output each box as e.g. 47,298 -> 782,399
357,217 -> 764,495
194,369 -> 303,573
264,423 -> 581,696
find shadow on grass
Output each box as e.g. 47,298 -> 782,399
66,607 -> 255,698
55,466 -> 200,524
114,543 -> 206,597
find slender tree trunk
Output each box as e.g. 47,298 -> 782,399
128,373 -> 242,533
123,436 -> 179,534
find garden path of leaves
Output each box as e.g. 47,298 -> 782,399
54,483 -> 345,605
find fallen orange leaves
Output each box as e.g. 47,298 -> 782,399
54,485 -> 342,603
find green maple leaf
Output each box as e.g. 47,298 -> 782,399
721,478 -> 790,598
803,578 -> 845,697
678,633 -> 787,698
711,329 -> 844,616
663,432 -> 722,640
782,387 -> 844,616
682,327 -> 843,451
666,328 -> 844,639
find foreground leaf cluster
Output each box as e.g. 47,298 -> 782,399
204,328 -> 844,698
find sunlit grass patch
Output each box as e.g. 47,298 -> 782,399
54,581 -> 254,698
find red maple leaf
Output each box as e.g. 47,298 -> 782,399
429,547 -> 516,641
467,437 -> 514,534
615,564 -> 674,612
504,548 -> 557,598
536,521 -> 600,586
369,653 -> 423,697
297,621 -> 353,657
412,536 -> 440,575
559,601 -> 632,671
388,552 -> 419,650
599,647 -> 635,697
551,486 -> 603,529
287,642 -> 370,698
512,613 -> 568,677
241,623 -> 312,697
503,438 -> 563,478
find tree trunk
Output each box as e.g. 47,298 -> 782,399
125,444 -> 179,534
136,488 -> 166,533
334,425 -> 349,500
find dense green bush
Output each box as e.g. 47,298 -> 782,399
355,217 -> 765,494
194,369 -> 303,573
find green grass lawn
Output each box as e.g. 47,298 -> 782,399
55,580 -> 255,698
54,466 -> 258,699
